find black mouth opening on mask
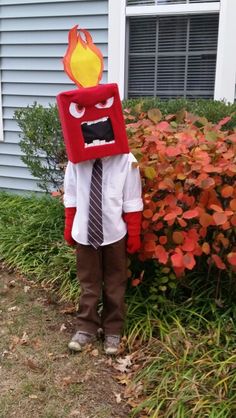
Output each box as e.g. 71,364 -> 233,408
81,117 -> 114,146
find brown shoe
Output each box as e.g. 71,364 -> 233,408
68,331 -> 96,352
104,335 -> 120,355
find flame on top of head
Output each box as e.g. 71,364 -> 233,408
63,25 -> 104,88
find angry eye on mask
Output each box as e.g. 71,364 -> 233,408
69,97 -> 115,148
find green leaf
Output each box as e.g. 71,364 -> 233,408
144,166 -> 156,180
205,131 -> 218,142
147,108 -> 162,124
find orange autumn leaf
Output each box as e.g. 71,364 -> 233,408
230,199 -> 236,211
182,209 -> 199,219
154,245 -> 168,264
221,185 -> 234,198
221,221 -> 231,230
200,177 -> 215,190
227,253 -> 236,266
143,209 -> 153,219
173,266 -> 185,278
171,252 -> 184,268
183,253 -> 196,270
144,232 -> 158,241
177,217 -> 187,228
182,237 -> 196,252
159,235 -> 167,245
213,212 -> 228,226
212,254 -> 226,270
144,240 -> 156,252
164,212 -> 177,221
172,231 -> 184,244
165,146 -> 181,158
132,278 -> 141,287
152,213 -> 161,222
202,242 -> 210,255
199,213 -> 214,228
142,220 -> 150,230
231,214 -> 236,226
156,121 -> 171,131
209,204 -> 224,213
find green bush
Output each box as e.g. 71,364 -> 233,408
123,98 -> 236,130
14,103 -> 66,193
14,99 -> 236,192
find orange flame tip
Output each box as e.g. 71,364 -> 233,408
63,25 -> 104,88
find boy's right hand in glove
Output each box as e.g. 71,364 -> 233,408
64,207 -> 76,246
123,211 -> 142,254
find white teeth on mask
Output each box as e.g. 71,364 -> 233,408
82,117 -> 108,126
84,139 -> 115,148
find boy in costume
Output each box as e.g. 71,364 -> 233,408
57,26 -> 143,354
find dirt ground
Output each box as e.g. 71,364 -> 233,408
0,265 -> 131,418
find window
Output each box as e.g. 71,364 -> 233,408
127,14 -> 219,98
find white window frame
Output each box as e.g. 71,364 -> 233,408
214,0 -> 236,102
0,73 -> 3,142
108,0 -> 236,103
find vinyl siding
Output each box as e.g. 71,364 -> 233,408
0,0 -> 108,193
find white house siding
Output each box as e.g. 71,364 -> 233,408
0,0 -> 108,193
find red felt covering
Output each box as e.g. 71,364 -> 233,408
64,207 -> 76,246
57,83 -> 129,163
123,211 -> 142,254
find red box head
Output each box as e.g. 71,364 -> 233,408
57,83 -> 129,163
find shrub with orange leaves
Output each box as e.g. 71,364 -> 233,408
125,109 -> 236,278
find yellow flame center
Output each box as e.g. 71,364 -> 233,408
70,40 -> 102,88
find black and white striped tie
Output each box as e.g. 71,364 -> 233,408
88,159 -> 104,249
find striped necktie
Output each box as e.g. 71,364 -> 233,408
88,159 -> 104,249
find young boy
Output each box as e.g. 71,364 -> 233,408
57,26 -> 143,354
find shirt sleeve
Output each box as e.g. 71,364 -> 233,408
63,161 -> 77,208
123,153 -> 144,213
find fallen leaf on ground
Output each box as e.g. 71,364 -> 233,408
60,323 -> 67,332
69,410 -> 81,417
114,355 -> 132,373
59,305 -> 77,314
24,357 -> 42,371
61,375 -> 82,387
31,337 -> 43,350
90,348 -> 99,357
8,306 -> 20,312
9,336 -> 20,349
20,331 -> 29,345
114,392 -> 122,404
9,280 -> 16,287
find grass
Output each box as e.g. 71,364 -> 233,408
1,192 -> 236,417
124,278 -> 236,417
0,192 -> 79,302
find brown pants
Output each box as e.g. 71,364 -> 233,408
76,236 -> 127,335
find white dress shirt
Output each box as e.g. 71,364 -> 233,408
64,152 -> 143,245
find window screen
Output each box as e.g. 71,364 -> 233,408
127,1 -> 219,5
127,14 -> 219,98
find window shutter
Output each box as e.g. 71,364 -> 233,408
127,0 -> 155,5
127,14 -> 219,98
127,1 -> 218,5
128,17 -> 157,96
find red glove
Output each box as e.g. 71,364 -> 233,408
123,211 -> 142,254
64,207 -> 76,246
